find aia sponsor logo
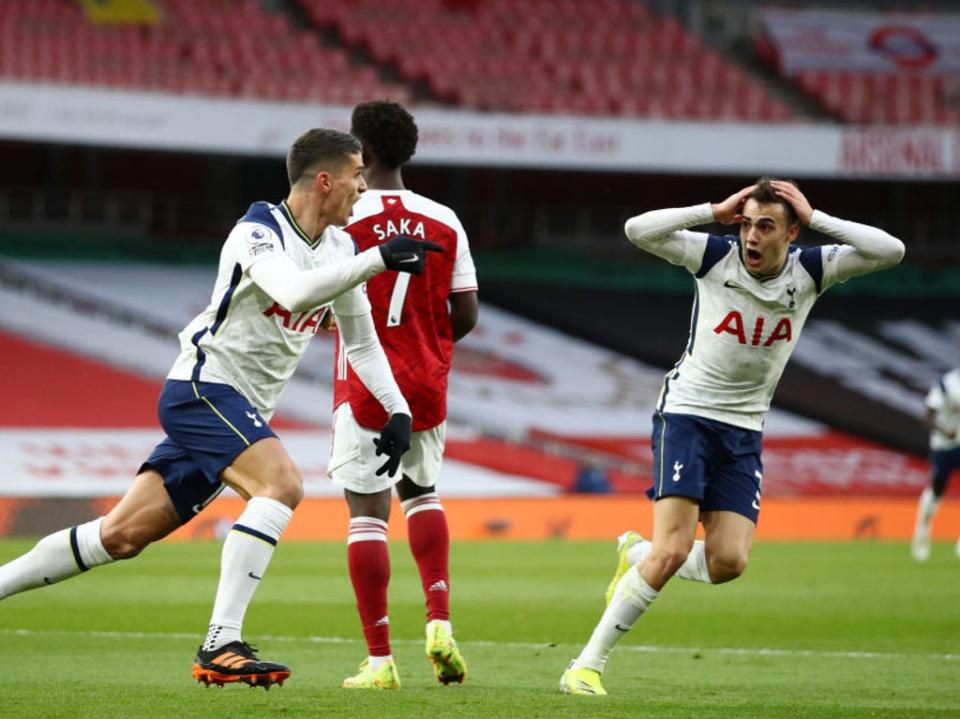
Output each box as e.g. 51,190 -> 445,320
713,311 -> 792,347
262,303 -> 330,335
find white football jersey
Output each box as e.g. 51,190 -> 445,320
926,369 -> 960,451
168,200 -> 364,419
628,203 -> 903,432
657,233 -> 838,431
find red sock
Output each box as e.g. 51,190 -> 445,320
347,517 -> 391,656
402,493 -> 450,622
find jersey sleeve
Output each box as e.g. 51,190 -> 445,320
926,379 -> 946,412
820,244 -> 862,292
624,203 -> 717,274
811,210 -> 904,291
692,234 -> 737,278
330,282 -> 372,318
449,215 -> 478,293
227,221 -> 285,272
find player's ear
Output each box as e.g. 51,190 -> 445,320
313,170 -> 332,193
787,222 -> 800,244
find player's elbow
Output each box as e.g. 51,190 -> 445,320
624,214 -> 657,247
889,237 -> 906,266
450,293 -> 479,342
452,313 -> 477,342
873,236 -> 906,271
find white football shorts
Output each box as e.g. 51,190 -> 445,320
327,402 -> 446,493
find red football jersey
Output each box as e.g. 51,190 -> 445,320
334,190 -> 478,431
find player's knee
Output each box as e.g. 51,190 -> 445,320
100,522 -> 148,560
707,552 -> 748,584
346,489 -> 391,521
269,462 -> 304,509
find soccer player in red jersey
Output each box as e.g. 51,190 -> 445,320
328,101 -> 479,689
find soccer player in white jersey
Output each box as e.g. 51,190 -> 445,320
329,101 -> 478,689
911,368 -> 960,561
0,128 -> 443,689
560,178 -> 905,696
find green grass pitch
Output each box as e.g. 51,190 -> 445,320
0,539 -> 958,718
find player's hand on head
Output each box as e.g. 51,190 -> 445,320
770,180 -> 813,225
379,235 -> 444,275
373,412 -> 412,477
712,184 -> 757,225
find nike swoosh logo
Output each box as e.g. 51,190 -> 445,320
614,623 -> 630,632
752,501 -> 760,510
724,280 -> 745,290
397,255 -> 419,263
248,571 -> 262,580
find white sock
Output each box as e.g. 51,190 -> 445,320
626,538 -> 652,567
426,618 -> 453,637
676,541 -> 711,583
368,654 -> 393,669
573,567 -> 659,673
628,539 -> 711,584
0,518 -> 113,599
915,487 -> 939,535
203,497 -> 292,652
401,492 -> 443,518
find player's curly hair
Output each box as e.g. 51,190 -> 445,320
749,177 -> 800,226
351,100 -> 418,170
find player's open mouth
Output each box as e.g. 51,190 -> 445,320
745,248 -> 763,268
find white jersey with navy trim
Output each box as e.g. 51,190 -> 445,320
657,234 -> 826,430
926,369 -> 960,451
167,200 -> 363,419
626,202 -> 903,432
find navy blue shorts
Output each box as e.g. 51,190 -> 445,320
931,446 -> 960,481
140,380 -> 277,524
647,412 -> 764,523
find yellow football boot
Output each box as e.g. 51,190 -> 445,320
605,531 -> 645,605
425,621 -> 467,685
341,658 -> 400,689
560,663 -> 607,696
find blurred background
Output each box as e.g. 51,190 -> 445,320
0,0 -> 958,541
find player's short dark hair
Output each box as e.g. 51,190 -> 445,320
286,128 -> 362,186
748,177 -> 799,226
350,100 -> 418,170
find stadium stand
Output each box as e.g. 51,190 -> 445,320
790,70 -> 960,126
0,0 -> 794,121
0,0 -> 412,104
298,0 -> 796,120
753,10 -> 960,126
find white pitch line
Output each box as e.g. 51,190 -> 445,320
1,627 -> 957,662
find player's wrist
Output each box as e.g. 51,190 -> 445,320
365,245 -> 387,272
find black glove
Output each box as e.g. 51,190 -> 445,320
373,412 -> 412,477
379,235 -> 443,275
